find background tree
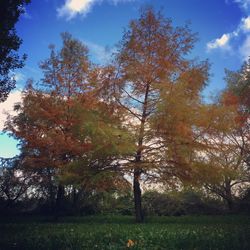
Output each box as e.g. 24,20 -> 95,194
0,0 -> 30,102
198,61 -> 250,210
225,59 -> 250,169
225,58 -> 250,113
200,109 -> 249,211
5,33 -> 134,215
0,156 -> 37,213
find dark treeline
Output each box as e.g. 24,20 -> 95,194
0,156 -> 250,217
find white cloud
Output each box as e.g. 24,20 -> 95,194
207,34 -> 231,51
241,16 -> 250,31
12,72 -> 25,82
57,0 -> 97,20
234,0 -> 250,10
84,40 -> 116,64
57,0 -> 134,20
207,0 -> 250,57
206,12 -> 250,60
0,91 -> 22,131
240,35 -> 250,60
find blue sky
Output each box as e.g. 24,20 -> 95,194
0,0 -> 250,158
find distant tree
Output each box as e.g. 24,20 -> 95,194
102,7 -> 210,222
224,59 -> 250,168
199,61 -> 250,210
154,57 -> 250,212
178,79 -> 250,211
0,156 -> 36,210
225,58 -> 250,113
201,119 -> 250,211
0,0 -> 30,102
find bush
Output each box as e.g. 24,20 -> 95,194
237,188 -> 250,214
142,189 -> 224,216
142,191 -> 185,216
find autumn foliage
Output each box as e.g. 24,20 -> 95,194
3,8 -> 250,220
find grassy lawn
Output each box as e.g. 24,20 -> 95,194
0,215 -> 250,249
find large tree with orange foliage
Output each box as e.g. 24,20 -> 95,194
5,33 -> 134,212
101,7 -> 210,222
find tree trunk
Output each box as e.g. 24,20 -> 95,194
55,184 -> 65,216
73,187 -> 78,205
225,180 -> 234,212
132,83 -> 150,223
133,169 -> 143,223
72,187 -> 80,214
49,182 -> 55,213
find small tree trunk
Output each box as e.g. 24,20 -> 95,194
225,178 -> 234,212
133,82 -> 149,223
55,184 -> 65,216
73,187 -> 77,205
72,187 -> 79,214
49,183 -> 55,213
133,169 -> 143,223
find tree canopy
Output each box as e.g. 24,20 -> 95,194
0,0 -> 30,102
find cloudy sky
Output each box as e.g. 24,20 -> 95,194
0,0 -> 250,157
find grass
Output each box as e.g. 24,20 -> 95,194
0,215 -> 250,249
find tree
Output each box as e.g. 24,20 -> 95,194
0,156 -> 36,211
200,118 -> 250,211
103,7 -> 209,222
225,59 -> 250,168
5,33 -> 134,214
0,0 -> 30,102
199,61 -> 250,210
225,58 -> 250,113
169,75 -> 249,212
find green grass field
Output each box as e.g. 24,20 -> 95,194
1,215 -> 250,249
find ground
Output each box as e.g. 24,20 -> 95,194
1,215 -> 250,249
